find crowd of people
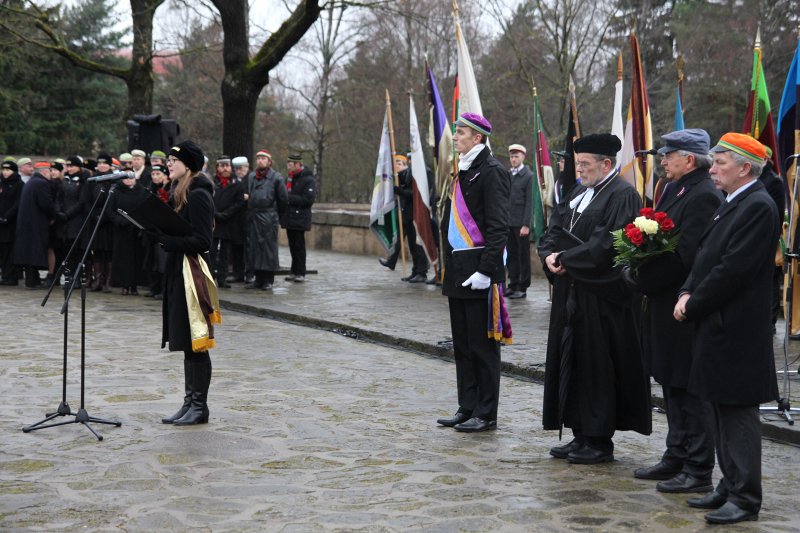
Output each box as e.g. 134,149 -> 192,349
0,147 -> 317,294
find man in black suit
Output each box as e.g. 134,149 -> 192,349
674,132 -> 779,524
437,112 -> 510,433
505,144 -> 533,299
625,129 -> 722,492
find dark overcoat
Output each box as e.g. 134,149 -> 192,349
634,169 -> 722,387
109,182 -> 149,287
508,164 -> 533,228
246,169 -> 288,271
213,176 -> 246,243
61,172 -> 87,241
682,180 -> 780,405
440,147 -> 510,300
80,179 -> 114,252
161,175 -> 215,351
0,173 -> 23,243
537,174 -> 651,437
284,167 -> 316,231
13,173 -> 55,268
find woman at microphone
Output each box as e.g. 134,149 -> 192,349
151,140 -> 220,426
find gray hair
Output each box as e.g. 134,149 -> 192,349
676,150 -> 712,170
730,152 -> 764,177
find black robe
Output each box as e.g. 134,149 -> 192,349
538,173 -> 651,437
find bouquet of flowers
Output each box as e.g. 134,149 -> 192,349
612,207 -> 679,272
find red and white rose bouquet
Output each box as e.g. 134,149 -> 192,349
612,207 -> 679,272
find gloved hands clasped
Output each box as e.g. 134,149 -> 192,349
461,271 -> 491,290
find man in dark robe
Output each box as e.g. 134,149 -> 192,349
537,133 -> 651,464
624,129 -> 722,492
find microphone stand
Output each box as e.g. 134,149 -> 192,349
760,158 -> 800,424
22,182 -> 122,440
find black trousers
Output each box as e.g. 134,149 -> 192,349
231,242 -> 245,279
771,266 -> 782,326
447,297 -> 501,421
386,218 -> 429,276
709,403 -> 762,512
286,229 -> 307,276
0,241 -> 17,281
661,385 -> 715,478
506,227 -> 531,292
212,238 -> 232,282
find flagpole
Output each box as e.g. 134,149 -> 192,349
385,89 -> 407,277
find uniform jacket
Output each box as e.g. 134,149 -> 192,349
508,164 -> 533,228
440,146 -> 510,299
283,167 -> 316,231
682,180 -> 779,405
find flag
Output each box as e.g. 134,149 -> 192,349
454,0 -> 482,117
409,95 -> 438,266
556,77 -> 580,203
611,54 -> 625,162
426,64 -> 453,214
674,78 -> 685,131
532,88 -> 552,240
742,28 -> 780,172
778,33 -> 800,334
619,32 -> 654,201
369,108 -> 398,253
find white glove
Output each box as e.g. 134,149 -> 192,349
461,271 -> 491,290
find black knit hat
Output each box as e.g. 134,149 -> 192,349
169,140 -> 204,173
151,164 -> 168,175
50,162 -> 64,172
2,161 -> 18,173
573,133 -> 621,157
66,155 -> 82,167
96,153 -> 113,165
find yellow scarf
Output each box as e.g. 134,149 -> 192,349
182,255 -> 221,352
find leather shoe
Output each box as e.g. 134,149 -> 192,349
407,273 -> 427,283
704,502 -> 758,524
549,438 -> 584,459
687,491 -> 727,510
567,445 -> 614,464
379,258 -> 395,271
507,290 -> 527,299
656,473 -> 713,494
436,411 -> 471,427
454,417 -> 496,432
633,460 -> 683,480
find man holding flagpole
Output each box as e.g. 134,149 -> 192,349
437,112 -> 510,433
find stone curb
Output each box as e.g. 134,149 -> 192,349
219,298 -> 800,447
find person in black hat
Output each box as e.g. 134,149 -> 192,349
282,152 -> 316,283
538,133 -> 651,464
622,129 -> 722,492
154,140 -> 218,426
0,160 -> 23,285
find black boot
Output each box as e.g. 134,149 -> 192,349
161,358 -> 192,424
174,353 -> 211,426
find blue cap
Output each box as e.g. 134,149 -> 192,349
657,128 -> 710,155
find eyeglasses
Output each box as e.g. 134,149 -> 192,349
575,161 -> 595,169
166,157 -> 179,165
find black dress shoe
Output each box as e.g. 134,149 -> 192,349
407,273 -> 427,283
436,412 -> 471,427
704,502 -> 758,524
567,445 -> 614,464
549,438 -> 584,459
656,473 -> 713,494
379,258 -> 395,271
507,291 -> 527,299
687,491 -> 727,509
454,417 -> 496,432
633,460 -> 683,480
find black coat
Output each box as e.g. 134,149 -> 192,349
80,179 -> 113,252
508,165 -> 534,228
682,180 -> 780,405
161,175 -> 215,351
537,174 -> 651,436
440,147 -> 510,299
759,164 -> 785,228
13,173 -> 56,267
61,172 -> 87,241
283,167 -> 316,231
246,169 -> 288,271
0,173 -> 23,243
213,175 -> 246,243
109,183 -> 149,287
634,169 -> 723,387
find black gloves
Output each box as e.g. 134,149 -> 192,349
620,266 -> 642,292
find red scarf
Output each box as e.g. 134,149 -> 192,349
255,168 -> 268,180
156,185 -> 169,203
287,169 -> 299,192
217,173 -> 230,188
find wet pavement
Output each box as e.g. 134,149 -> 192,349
1,247 -> 800,531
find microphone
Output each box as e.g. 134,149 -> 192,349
785,153 -> 800,164
87,170 -> 136,182
635,148 -> 659,156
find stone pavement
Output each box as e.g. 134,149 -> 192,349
1,265 -> 800,531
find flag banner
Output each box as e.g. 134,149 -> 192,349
556,83 -> 579,204
778,34 -> 800,334
427,65 -> 454,212
743,29 -> 780,173
620,32 -> 654,201
409,95 -> 438,265
612,54 -> 625,162
454,1 -> 482,117
674,81 -> 685,131
369,110 -> 398,253
532,90 -> 552,240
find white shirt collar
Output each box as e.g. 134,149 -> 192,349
569,169 -> 616,212
458,144 -> 487,172
725,178 -> 757,203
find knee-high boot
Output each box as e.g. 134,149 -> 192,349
161,357 -> 192,424
174,352 -> 211,425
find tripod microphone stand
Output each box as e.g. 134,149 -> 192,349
22,183 -> 122,440
760,156 -> 800,424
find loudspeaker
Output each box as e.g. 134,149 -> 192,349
126,114 -> 181,154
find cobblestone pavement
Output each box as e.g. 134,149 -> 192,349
2,286 -> 800,532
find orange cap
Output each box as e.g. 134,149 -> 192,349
711,132 -> 766,162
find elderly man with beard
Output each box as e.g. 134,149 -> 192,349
245,150 -> 287,290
